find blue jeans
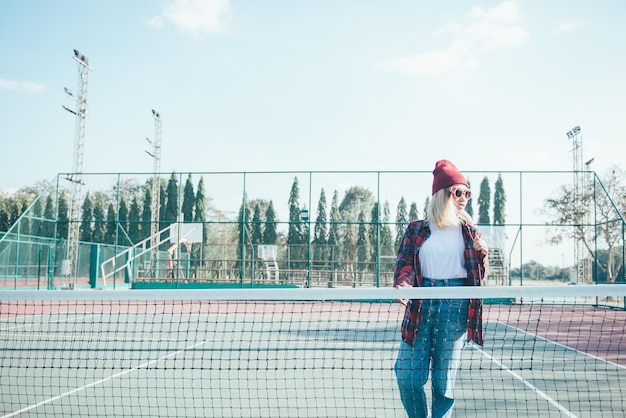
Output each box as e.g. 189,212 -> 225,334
394,278 -> 469,418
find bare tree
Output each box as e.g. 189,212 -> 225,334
544,165 -> 626,283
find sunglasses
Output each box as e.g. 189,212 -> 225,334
449,187 -> 472,199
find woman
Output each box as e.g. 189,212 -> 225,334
394,159 -> 489,418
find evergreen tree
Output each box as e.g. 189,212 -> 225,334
193,177 -> 210,259
369,202 -> 380,270
191,177 -> 209,274
31,195 -> 44,236
287,177 -> 306,267
182,174 -> 195,222
141,187 -> 152,241
117,196 -> 129,244
493,174 -> 506,225
0,197 -> 9,232
105,203 -> 116,244
42,195 -> 55,238
56,191 -> 69,240
341,218 -> 356,273
409,202 -> 419,221
236,194 -> 252,276
92,194 -> 106,243
163,173 -> 179,223
422,196 -> 430,219
159,182 -> 167,234
356,210 -> 368,271
128,196 -> 141,244
251,203 -> 263,245
8,198 -> 23,232
381,201 -> 395,258
313,189 -> 328,265
79,192 -> 93,242
395,197 -> 408,247
327,191 -> 341,276
478,177 -> 491,225
263,200 -> 278,245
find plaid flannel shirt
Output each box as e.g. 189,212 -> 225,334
393,220 -> 488,346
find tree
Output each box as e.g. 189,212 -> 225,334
236,194 -> 252,276
422,196 -> 430,219
92,194 -> 107,243
8,198 -> 23,233
369,202 -> 380,270
493,174 -> 506,225
327,191 -> 341,276
356,210 -> 369,271
105,203 -> 116,245
338,186 -> 374,274
287,177 -> 306,268
56,191 -> 69,240
381,200 -> 395,260
141,186 -> 152,241
251,203 -> 263,245
182,174 -> 195,222
117,196 -> 129,244
544,165 -> 626,283
338,186 -> 374,222
128,196 -> 141,244
313,189 -> 328,265
31,195 -> 44,237
193,176 -> 210,272
80,192 -> 93,242
477,177 -> 491,225
263,200 -> 278,245
409,202 -> 419,221
163,173 -> 179,224
395,197 -> 408,247
42,195 -> 55,238
0,196 -> 9,232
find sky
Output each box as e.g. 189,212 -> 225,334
1,0 -> 625,267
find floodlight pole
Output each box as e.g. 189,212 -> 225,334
62,49 -> 92,288
146,110 -> 163,273
566,125 -> 590,284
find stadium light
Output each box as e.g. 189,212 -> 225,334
73,49 -> 90,67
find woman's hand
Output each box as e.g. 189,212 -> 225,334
395,283 -> 411,306
473,237 -> 488,255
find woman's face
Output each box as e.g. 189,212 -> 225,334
448,184 -> 472,211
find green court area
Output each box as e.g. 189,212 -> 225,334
1,289 -> 625,417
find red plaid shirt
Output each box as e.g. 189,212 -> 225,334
393,220 -> 488,346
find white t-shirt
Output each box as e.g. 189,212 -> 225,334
419,222 -> 467,279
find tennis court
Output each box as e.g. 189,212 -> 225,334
1,287 -> 625,417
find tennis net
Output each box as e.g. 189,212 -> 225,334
0,285 -> 625,417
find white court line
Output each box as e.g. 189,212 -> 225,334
0,338 -> 210,418
472,344 -> 579,418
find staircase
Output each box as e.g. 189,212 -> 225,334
488,248 -> 508,285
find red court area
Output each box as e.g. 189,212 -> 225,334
485,303 -> 626,367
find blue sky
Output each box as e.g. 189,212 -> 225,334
2,0 -> 625,268
1,0 -> 625,194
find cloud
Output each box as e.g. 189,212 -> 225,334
0,78 -> 46,94
151,0 -> 230,35
147,16 -> 163,30
376,0 -> 529,77
552,21 -> 587,34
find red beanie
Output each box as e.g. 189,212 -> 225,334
432,160 -> 468,195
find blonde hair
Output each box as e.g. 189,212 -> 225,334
427,188 -> 473,227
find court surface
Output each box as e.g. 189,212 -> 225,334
0,301 -> 624,417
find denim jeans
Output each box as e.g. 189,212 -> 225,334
394,278 -> 469,418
